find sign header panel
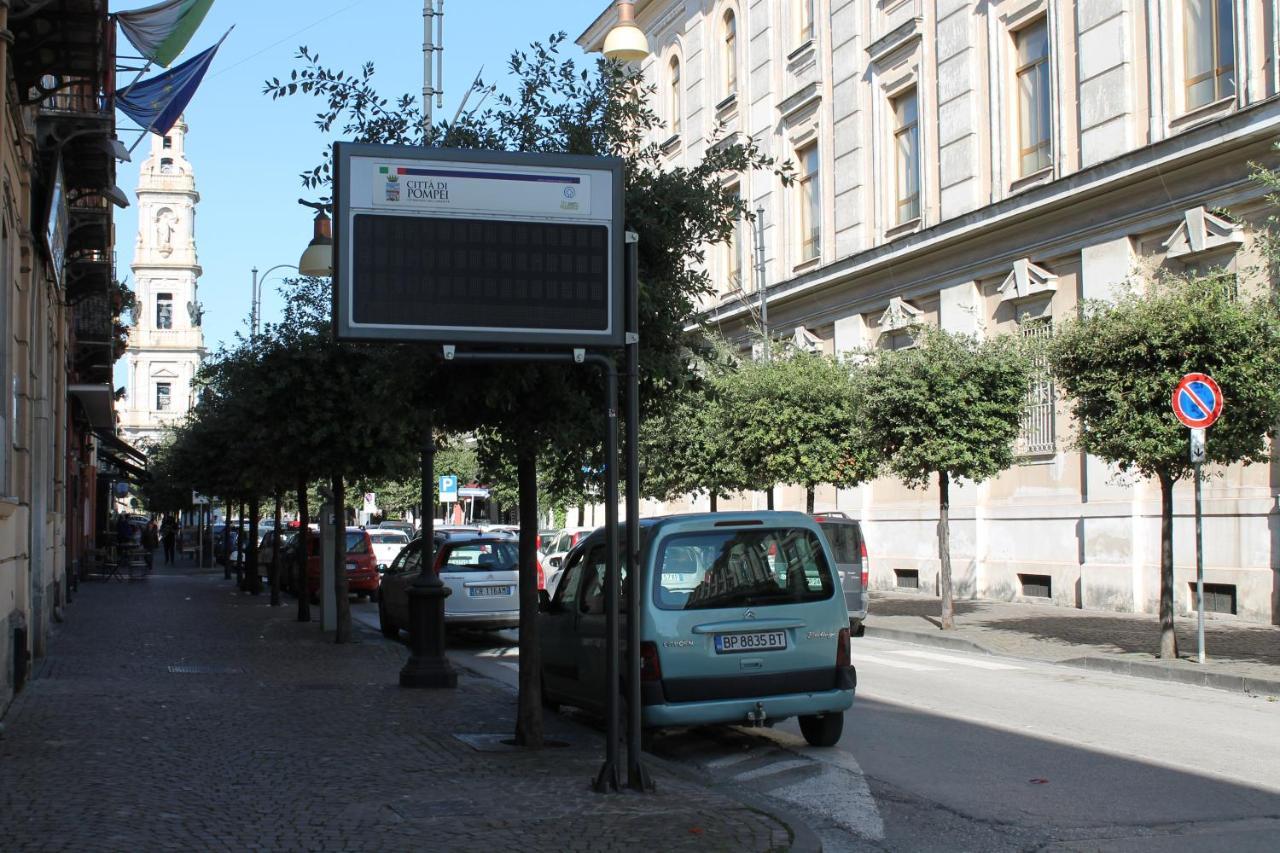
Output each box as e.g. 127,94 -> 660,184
334,143 -> 623,347
1172,373 -> 1223,429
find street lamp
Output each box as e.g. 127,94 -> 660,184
298,202 -> 333,277
602,0 -> 650,62
250,264 -> 298,338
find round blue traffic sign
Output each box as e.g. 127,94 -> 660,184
1172,373 -> 1223,429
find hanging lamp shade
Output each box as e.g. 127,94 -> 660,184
603,0 -> 650,62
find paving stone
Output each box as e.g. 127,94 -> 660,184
0,559 -> 796,852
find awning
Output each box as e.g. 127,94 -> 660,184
69,383 -> 115,430
94,429 -> 148,464
99,449 -> 148,484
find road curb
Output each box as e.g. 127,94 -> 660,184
863,625 -> 993,655
865,624 -> 1280,698
1058,655 -> 1280,697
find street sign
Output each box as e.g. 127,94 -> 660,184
363,492 -> 376,511
439,475 -> 458,504
333,143 -> 624,347
1172,373 -> 1223,429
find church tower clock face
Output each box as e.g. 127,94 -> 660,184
117,117 -> 206,451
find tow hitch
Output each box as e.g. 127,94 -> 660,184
746,701 -> 768,727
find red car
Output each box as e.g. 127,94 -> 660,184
287,527 -> 379,602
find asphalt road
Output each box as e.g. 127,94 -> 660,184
351,602 -> 1280,851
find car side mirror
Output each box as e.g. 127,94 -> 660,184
538,589 -> 553,613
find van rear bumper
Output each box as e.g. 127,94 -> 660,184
641,687 -> 854,728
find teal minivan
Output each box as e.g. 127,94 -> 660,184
537,512 -> 856,747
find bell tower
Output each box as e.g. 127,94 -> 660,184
117,117 -> 206,449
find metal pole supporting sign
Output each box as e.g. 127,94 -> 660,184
1171,372 -> 1223,666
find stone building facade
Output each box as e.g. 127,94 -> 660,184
118,119 -> 206,449
1,0 -> 124,715
579,1 -> 1280,623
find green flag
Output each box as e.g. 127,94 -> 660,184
115,0 -> 215,67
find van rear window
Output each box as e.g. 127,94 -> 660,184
654,528 -> 834,611
818,522 -> 861,565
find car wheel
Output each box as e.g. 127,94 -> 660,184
379,597 -> 397,638
798,712 -> 844,747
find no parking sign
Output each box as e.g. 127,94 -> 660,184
1172,373 -> 1223,429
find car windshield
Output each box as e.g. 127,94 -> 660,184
345,531 -> 370,554
368,532 -> 408,545
439,541 -> 519,573
654,527 -> 834,610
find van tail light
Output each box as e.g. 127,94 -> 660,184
536,534 -> 542,552
537,559 -> 545,590
640,641 -> 662,682
859,539 -> 869,591
836,628 -> 851,668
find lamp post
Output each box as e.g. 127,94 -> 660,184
604,0 -> 652,793
250,264 -> 298,338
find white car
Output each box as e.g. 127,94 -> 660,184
367,529 -> 411,570
542,526 -> 596,596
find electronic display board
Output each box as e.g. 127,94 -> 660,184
333,143 -> 623,347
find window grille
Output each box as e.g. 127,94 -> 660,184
1019,319 -> 1055,455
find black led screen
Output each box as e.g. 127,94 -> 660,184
350,213 -> 610,332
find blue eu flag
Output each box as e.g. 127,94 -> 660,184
115,33 -> 226,136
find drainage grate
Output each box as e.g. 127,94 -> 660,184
167,664 -> 245,674
894,569 -> 919,590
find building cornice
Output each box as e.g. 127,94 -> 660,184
703,96 -> 1280,329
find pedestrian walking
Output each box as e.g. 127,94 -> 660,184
142,520 -> 160,572
161,516 -> 177,565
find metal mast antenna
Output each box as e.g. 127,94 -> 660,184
423,0 -> 444,131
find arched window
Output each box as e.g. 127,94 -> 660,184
723,10 -> 738,98
669,57 -> 683,135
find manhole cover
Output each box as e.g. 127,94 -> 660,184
167,665 -> 245,674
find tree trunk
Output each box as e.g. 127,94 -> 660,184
247,496 -> 262,595
514,442 -> 544,748
296,478 -> 311,623
333,474 -> 351,644
806,486 -> 815,514
1158,472 -> 1179,659
709,492 -> 717,513
938,471 -> 955,630
236,500 -> 246,588
270,490 -> 282,606
766,487 -> 774,510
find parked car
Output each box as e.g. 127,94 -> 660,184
368,529 -> 411,570
542,525 -> 596,588
379,533 -> 530,637
537,528 -> 560,555
378,520 -> 415,537
812,512 -> 869,636
538,512 -> 856,747
279,527 -> 379,602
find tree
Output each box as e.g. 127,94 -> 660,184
1048,271 -> 1280,657
855,327 -> 1031,630
722,350 -> 873,513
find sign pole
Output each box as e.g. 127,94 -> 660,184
1191,427 -> 1206,665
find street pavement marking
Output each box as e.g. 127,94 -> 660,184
705,750 -> 762,769
888,649 -> 1023,670
732,758 -> 812,781
853,654 -> 941,671
476,648 -> 520,658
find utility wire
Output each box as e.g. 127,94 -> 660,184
211,0 -> 375,77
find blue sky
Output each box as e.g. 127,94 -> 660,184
113,0 -> 607,368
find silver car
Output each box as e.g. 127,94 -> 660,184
379,534 -> 522,635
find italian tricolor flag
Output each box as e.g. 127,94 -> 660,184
115,0 -> 216,68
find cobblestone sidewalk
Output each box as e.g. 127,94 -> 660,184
0,562 -> 800,852
866,590 -> 1280,696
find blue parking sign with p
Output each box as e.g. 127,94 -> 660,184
439,475 -> 458,503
